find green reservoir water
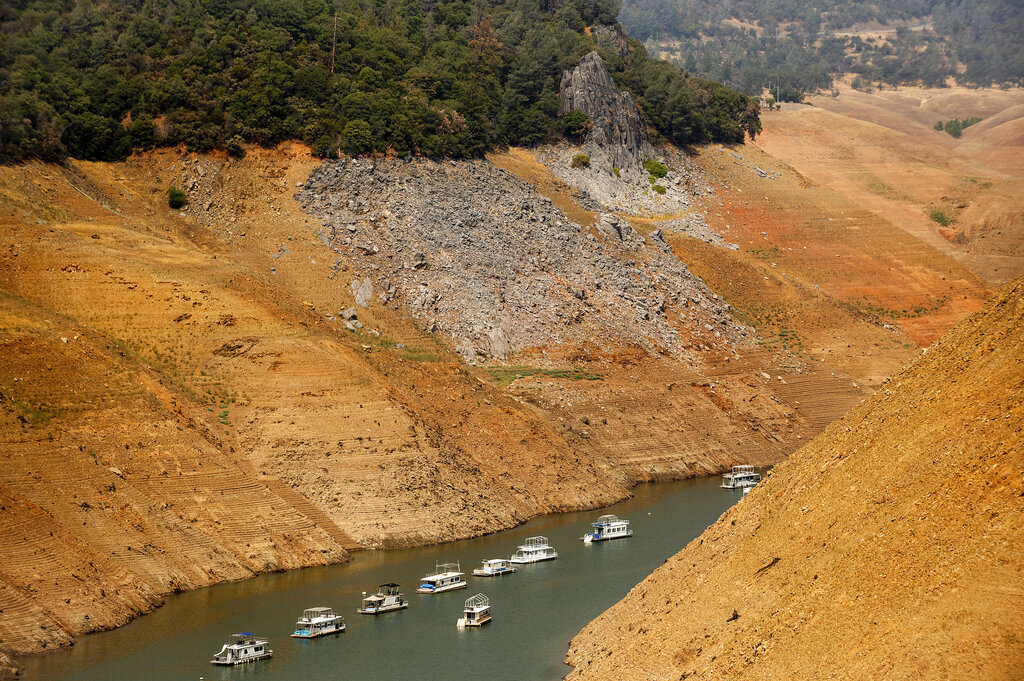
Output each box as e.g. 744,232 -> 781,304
22,475 -> 745,681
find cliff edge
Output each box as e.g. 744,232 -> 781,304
566,276 -> 1024,680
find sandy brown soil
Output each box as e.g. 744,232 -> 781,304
0,137 -> 997,668
755,83 -> 1024,286
565,276 -> 1024,681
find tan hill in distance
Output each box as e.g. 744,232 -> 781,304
755,82 -> 1024,287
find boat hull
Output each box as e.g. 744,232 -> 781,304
721,480 -> 759,489
508,554 -> 557,564
416,580 -> 467,594
584,530 -> 633,542
291,625 -> 345,638
210,651 -> 273,665
358,603 -> 408,614
472,567 -> 516,576
461,615 -> 491,627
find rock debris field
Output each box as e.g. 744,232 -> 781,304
298,157 -> 751,364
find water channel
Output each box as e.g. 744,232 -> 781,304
22,475 -> 745,681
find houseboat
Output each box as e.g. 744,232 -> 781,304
417,562 -> 468,594
721,465 -> 762,489
456,593 -> 492,628
472,558 -> 517,577
582,514 -> 633,543
210,633 -> 273,665
358,583 -> 409,614
509,536 -> 558,564
291,606 -> 345,638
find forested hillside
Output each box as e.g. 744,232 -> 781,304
0,0 -> 759,163
620,0 -> 1024,98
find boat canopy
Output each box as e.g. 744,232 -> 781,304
521,536 -> 549,548
464,593 -> 489,610
301,607 -> 334,618
595,514 -> 621,524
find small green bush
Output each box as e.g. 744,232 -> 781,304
612,166 -> 620,177
643,159 -> 667,178
168,187 -> 188,209
311,135 -> 338,158
559,110 -> 591,140
226,135 -> 246,158
571,153 -> 590,168
652,184 -> 667,195
928,209 -> 953,226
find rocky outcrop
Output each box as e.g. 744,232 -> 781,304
559,51 -> 657,171
565,277 -> 1024,681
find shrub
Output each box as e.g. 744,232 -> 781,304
559,110 -> 591,140
612,166 -> 620,177
342,120 -> 374,154
311,135 -> 338,158
928,209 -> 953,226
571,153 -> 590,168
226,135 -> 246,158
643,159 -> 667,178
168,187 -> 188,209
652,184 -> 667,195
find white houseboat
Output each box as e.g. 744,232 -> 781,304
456,593 -> 492,628
472,558 -> 517,577
582,514 -> 633,543
721,465 -> 762,489
509,536 -> 558,564
358,583 -> 409,614
210,633 -> 273,665
291,607 -> 345,638
417,562 -> 468,594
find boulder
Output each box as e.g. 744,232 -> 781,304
351,278 -> 373,308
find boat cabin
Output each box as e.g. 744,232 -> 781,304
509,536 -> 558,564
458,593 -> 492,627
721,465 -> 762,489
417,562 -> 468,593
210,633 -> 273,665
583,514 -> 633,542
291,606 -> 345,638
358,583 -> 409,614
472,558 -> 517,577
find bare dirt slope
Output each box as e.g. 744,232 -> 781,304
565,276 -> 1024,681
0,135 -> 996,668
755,83 -> 1024,286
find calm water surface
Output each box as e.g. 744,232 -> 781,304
23,476 -> 744,681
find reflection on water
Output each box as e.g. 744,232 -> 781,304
22,476 -> 745,681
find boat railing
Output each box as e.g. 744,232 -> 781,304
729,465 -> 756,474
434,561 -> 461,574
521,536 -> 548,548
464,593 -> 489,609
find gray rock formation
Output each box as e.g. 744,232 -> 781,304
298,157 -> 750,363
559,51 -> 656,171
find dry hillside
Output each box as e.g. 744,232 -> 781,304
0,134 -> 996,671
565,276 -> 1024,680
755,83 -> 1024,286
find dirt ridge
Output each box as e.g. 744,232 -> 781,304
564,276 -> 1024,680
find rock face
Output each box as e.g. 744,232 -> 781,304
565,277 -> 1024,681
560,51 -> 657,171
299,157 -> 749,363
